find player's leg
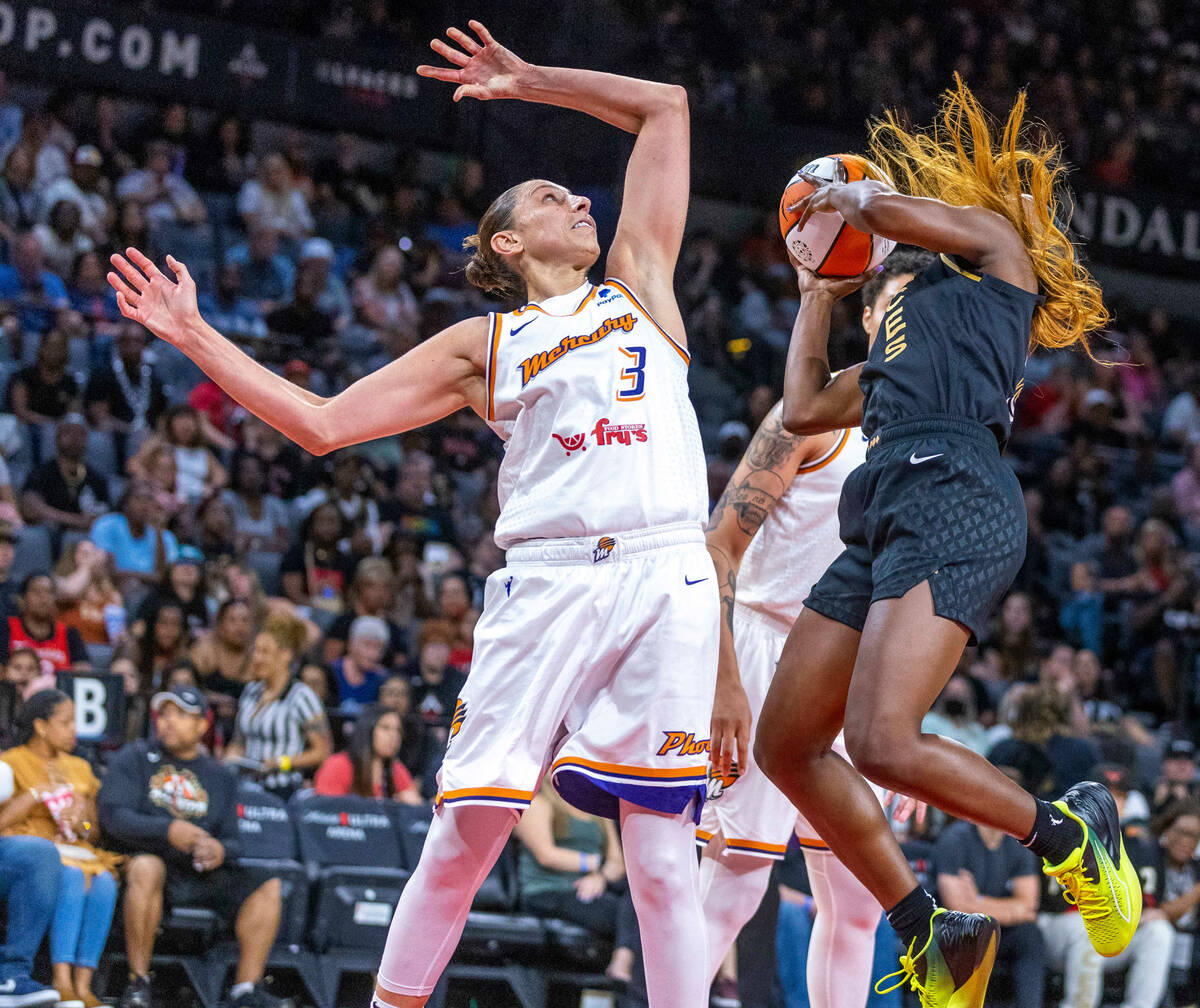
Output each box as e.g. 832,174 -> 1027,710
620,798 -> 708,1008
803,848 -> 882,1008
698,842 -> 775,985
374,804 -> 519,1007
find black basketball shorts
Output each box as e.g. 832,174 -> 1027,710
804,415 -> 1026,644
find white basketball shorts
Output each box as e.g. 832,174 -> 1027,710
437,521 -> 719,821
698,604 -> 884,858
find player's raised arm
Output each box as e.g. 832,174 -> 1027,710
780,265 -> 871,436
418,20 -> 690,340
107,249 -> 487,457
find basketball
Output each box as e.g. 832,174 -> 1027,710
778,154 -> 897,277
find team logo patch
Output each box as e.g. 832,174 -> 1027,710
592,536 -> 616,563
149,766 -> 210,818
657,731 -> 711,757
517,313 -> 636,386
706,761 -> 740,801
449,699 -> 467,741
596,286 -> 621,304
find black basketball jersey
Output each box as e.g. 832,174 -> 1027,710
859,253 -> 1041,445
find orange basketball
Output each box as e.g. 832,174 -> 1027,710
778,154 -> 896,277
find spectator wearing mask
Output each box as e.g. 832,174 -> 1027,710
97,686 -> 285,1008
0,231 -> 69,336
329,615 -> 389,715
21,414 -> 109,541
0,759 -> 61,1008
922,674 -> 990,756
224,613 -> 330,799
0,690 -> 120,1008
0,574 -> 89,672
89,479 -> 179,599
313,702 -> 420,803
935,800 -> 1046,1008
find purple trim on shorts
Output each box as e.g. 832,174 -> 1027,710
552,768 -> 705,823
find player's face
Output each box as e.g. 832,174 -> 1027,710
862,273 -> 915,350
506,180 -> 599,269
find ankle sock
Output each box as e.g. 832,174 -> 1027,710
885,885 -> 936,951
229,982 -> 255,1000
1021,798 -> 1085,865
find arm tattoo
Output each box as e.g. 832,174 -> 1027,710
709,545 -> 737,634
745,412 -> 804,470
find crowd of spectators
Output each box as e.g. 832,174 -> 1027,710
0,12 -> 1197,1006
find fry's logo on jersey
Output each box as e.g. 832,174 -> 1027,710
551,433 -> 588,456
517,313 -> 636,386
592,418 -> 648,446
657,731 -> 711,757
592,536 -> 616,563
550,420 -> 649,456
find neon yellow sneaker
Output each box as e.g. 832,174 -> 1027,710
875,908 -> 999,1008
1043,781 -> 1142,957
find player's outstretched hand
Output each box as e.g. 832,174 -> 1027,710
417,20 -> 529,103
107,248 -> 199,346
884,789 -> 928,829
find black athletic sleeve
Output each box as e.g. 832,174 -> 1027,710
97,743 -> 173,845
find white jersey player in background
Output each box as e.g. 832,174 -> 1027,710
703,249 -> 935,1008
107,21 -> 719,1008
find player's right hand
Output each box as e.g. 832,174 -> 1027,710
793,259 -> 878,301
417,21 -> 528,103
108,249 -> 199,346
710,665 -> 751,783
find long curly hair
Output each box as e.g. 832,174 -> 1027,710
866,74 -> 1109,355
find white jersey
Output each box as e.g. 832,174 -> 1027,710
736,426 -> 867,630
486,279 -> 708,549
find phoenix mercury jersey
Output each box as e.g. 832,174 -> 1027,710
736,426 -> 866,631
485,279 -> 708,549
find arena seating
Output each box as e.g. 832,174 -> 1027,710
101,787 -> 614,1008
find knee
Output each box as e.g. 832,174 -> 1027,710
90,871 -> 119,903
843,719 -> 915,791
1140,916 -> 1175,950
7,836 -> 61,880
251,877 -> 282,913
753,726 -> 802,791
125,855 -> 165,892
626,845 -> 689,911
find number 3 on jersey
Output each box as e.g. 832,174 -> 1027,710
617,346 -> 646,401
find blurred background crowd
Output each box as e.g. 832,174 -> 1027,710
0,1 -> 1197,1007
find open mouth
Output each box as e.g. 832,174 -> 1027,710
571,219 -> 594,231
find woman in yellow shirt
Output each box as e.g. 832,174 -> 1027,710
1,690 -> 121,1008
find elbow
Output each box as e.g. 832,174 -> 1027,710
781,402 -> 825,436
652,83 -> 688,121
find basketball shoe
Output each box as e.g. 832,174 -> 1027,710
1042,781 -> 1141,957
874,908 -> 999,1008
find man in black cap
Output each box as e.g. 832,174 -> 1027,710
1153,739 -> 1199,817
98,687 -> 283,1008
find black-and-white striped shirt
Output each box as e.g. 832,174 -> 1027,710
234,677 -> 327,793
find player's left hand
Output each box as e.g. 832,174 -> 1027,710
108,249 -> 199,346
884,790 -> 928,829
417,21 -> 528,103
710,669 -> 752,784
